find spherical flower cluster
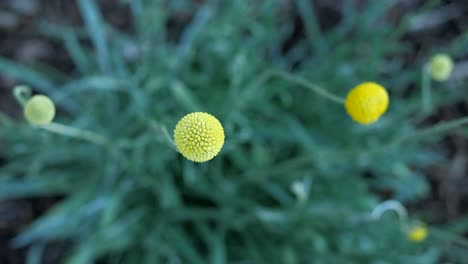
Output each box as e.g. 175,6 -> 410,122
24,95 -> 56,125
407,225 -> 428,243
429,54 -> 454,81
174,112 -> 225,162
344,82 -> 389,125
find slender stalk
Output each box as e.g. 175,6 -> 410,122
240,69 -> 345,109
13,86 -> 109,147
232,69 -> 344,122
235,70 -> 275,109
271,70 -> 345,104
0,111 -> 12,126
421,64 -> 432,114
149,119 -> 177,151
430,227 -> 468,249
13,85 -> 32,106
392,116 -> 468,146
370,200 -> 408,228
361,116 -> 468,160
40,122 -> 109,146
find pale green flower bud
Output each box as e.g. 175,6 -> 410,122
24,95 -> 56,125
429,54 -> 454,81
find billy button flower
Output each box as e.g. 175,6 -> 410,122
421,54 -> 455,113
428,53 -> 454,82
345,82 -> 389,125
407,224 -> 428,243
174,112 -> 225,162
24,95 -> 56,125
245,70 -> 389,126
13,85 -> 109,146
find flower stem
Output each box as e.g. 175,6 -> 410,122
371,200 -> 408,228
13,85 -> 32,106
13,86 -> 109,147
430,227 -> 468,249
232,69 -> 344,121
0,111 -> 12,126
392,116 -> 468,146
363,116 -> 468,159
40,122 -> 109,146
149,119 -> 177,151
270,70 -> 345,104
421,64 -> 432,114
242,69 -> 345,106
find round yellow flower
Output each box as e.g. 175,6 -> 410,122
24,95 -> 56,125
429,54 -> 453,81
407,225 -> 428,243
344,82 -> 389,125
173,112 -> 225,162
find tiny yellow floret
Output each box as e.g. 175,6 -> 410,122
24,95 -> 56,125
174,112 -> 225,162
429,54 -> 454,81
407,225 -> 428,243
344,82 -> 389,125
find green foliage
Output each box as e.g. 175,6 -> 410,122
1,0 -> 468,263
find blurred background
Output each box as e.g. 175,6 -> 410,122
1,0 -> 468,263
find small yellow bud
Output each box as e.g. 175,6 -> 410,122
407,225 -> 428,243
344,82 -> 389,125
174,112 -> 225,162
429,54 -> 454,81
24,95 -> 56,125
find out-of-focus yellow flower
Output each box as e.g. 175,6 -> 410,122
24,95 -> 56,125
407,225 -> 428,243
344,82 -> 389,125
174,112 -> 225,162
429,54 -> 454,81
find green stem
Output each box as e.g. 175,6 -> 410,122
421,64 -> 432,114
13,85 -> 32,106
370,200 -> 408,228
0,111 -> 12,126
234,69 -> 344,121
149,119 -> 177,151
271,70 -> 345,104
392,116 -> 468,146
430,227 -> 468,249
364,117 -> 468,158
40,122 -> 109,146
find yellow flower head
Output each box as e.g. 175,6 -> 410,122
344,82 -> 389,125
24,95 -> 56,125
174,112 -> 225,162
429,54 -> 454,81
407,225 -> 428,243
